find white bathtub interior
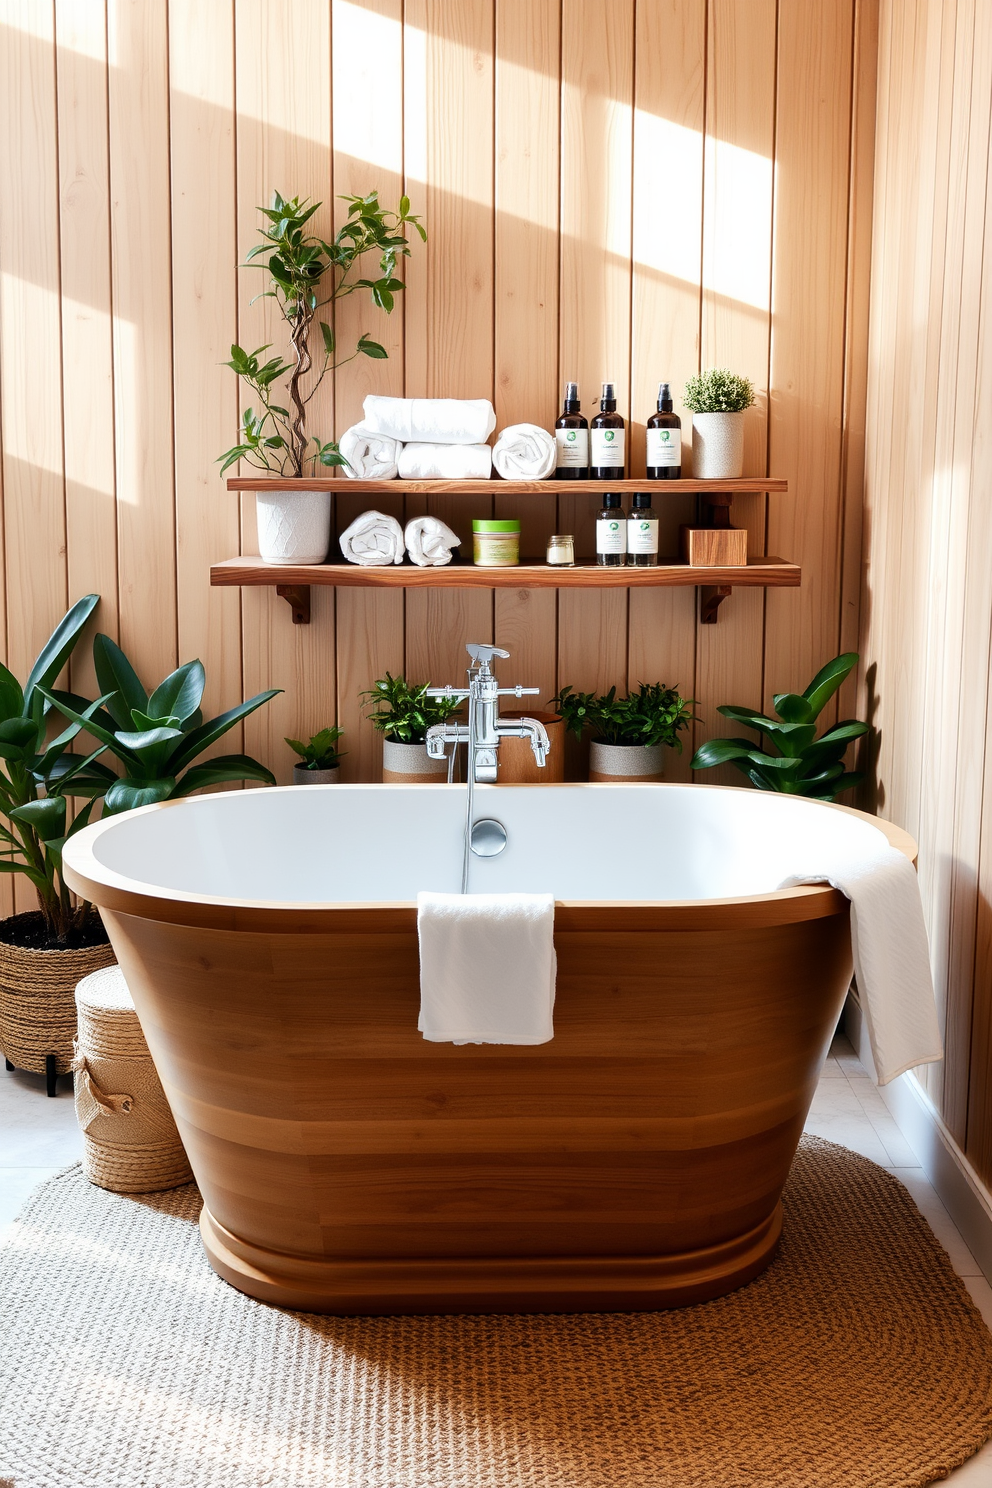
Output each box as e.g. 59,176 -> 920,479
79,784 -> 891,906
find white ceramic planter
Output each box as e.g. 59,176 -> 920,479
589,740 -> 664,783
255,489 -> 331,565
382,739 -> 448,784
292,764 -> 340,785
691,411 -> 746,479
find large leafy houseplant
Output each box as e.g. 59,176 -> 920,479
219,189 -> 425,477
550,683 -> 696,751
691,652 -> 867,800
0,595 -> 116,944
45,636 -> 280,815
361,674 -> 462,745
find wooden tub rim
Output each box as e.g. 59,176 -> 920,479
62,783 -> 916,936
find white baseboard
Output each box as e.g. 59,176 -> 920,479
844,993 -> 992,1283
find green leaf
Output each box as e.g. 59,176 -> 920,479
65,798 -> 99,838
10,796 -> 67,842
147,660 -> 206,725
0,663 -> 24,723
93,634 -> 148,729
23,594 -> 100,710
166,690 -> 282,771
171,755 -> 276,797
400,194 -> 411,215
802,652 -> 859,719
815,719 -> 870,746
37,688 -> 142,768
116,726 -> 184,775
691,738 -> 755,769
716,705 -> 777,732
103,777 -> 176,816
772,692 -> 814,723
318,446 -> 347,468
319,320 -> 335,356
357,335 -> 388,359
130,709 -> 181,732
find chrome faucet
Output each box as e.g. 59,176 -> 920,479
425,644 -> 551,891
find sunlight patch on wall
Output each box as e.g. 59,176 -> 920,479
704,137 -> 774,311
332,1 -> 403,176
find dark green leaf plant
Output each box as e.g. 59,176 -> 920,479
44,635 -> 281,816
550,683 -> 696,750
287,727 -> 345,771
361,674 -> 462,746
690,651 -> 867,800
0,594 -> 119,943
219,189 -> 426,478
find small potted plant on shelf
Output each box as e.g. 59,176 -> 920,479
362,673 -> 463,783
691,652 -> 867,799
683,368 -> 755,479
287,727 -> 344,784
219,189 -> 425,566
551,682 -> 696,782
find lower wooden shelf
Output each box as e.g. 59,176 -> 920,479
210,555 -> 801,624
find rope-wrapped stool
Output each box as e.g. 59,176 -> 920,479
73,965 -> 192,1194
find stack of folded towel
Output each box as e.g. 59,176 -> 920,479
339,397 -> 558,482
339,510 -> 461,567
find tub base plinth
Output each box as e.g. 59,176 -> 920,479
199,1203 -> 783,1316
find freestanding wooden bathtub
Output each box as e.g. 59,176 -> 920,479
62,783 -> 915,1315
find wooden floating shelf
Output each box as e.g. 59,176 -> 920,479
211,555 -> 801,626
226,476 -> 789,495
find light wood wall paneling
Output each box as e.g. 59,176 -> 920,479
107,0 -> 178,686
764,0 -> 854,722
404,0 -> 495,688
55,0 -> 119,700
331,0 -> 407,779
628,0 -> 705,781
693,0 -> 775,771
492,0 -> 559,705
557,0 -> 632,775
235,0 -> 337,784
169,0 -> 243,739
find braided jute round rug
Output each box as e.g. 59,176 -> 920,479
1,1136 -> 991,1488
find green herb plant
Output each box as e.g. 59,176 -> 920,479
0,595 -> 118,943
361,674 -> 463,746
219,189 -> 426,478
683,368 -> 755,414
45,636 -> 281,815
287,727 -> 345,771
550,683 -> 696,751
690,651 -> 867,800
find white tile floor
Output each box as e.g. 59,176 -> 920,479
2,1036 -> 992,1481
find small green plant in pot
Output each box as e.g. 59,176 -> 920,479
287,727 -> 344,784
551,683 -> 696,783
691,651 -> 867,800
683,368 -> 755,479
362,673 -> 463,783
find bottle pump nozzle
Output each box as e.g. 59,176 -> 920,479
600,382 -> 617,410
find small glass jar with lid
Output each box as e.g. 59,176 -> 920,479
473,518 -> 520,567
546,534 -> 575,567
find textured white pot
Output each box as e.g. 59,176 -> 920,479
292,764 -> 340,785
256,489 -> 331,565
589,740 -> 664,783
382,739 -> 448,784
691,411 -> 746,479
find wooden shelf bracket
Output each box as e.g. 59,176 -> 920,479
276,583 -> 311,624
700,585 -> 732,624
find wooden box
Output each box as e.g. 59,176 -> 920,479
680,525 -> 748,567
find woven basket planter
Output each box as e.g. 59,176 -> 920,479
0,914 -> 116,1086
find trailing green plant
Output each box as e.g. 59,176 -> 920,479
690,651 -> 867,800
550,683 -> 696,751
361,674 -> 463,746
44,635 -> 281,816
683,368 -> 755,414
219,189 -> 426,478
0,594 -> 118,943
286,727 -> 344,771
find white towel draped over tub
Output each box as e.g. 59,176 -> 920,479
492,422 -> 557,480
339,424 -> 400,480
779,837 -> 942,1086
363,395 -> 497,447
338,509 -> 404,566
404,515 -> 461,567
417,891 -> 556,1045
398,442 -> 493,481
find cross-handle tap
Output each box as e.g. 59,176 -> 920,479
423,643 -> 551,780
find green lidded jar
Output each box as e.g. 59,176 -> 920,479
473,518 -> 520,567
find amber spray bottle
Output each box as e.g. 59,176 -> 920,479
554,382 -> 589,478
590,383 -> 626,479
645,382 -> 682,479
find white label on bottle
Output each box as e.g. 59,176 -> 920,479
627,517 -> 659,554
596,516 -> 627,554
555,427 -> 589,468
591,427 -> 625,469
646,426 -> 681,468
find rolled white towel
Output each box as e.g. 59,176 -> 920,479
363,395 -> 497,446
339,424 -> 400,480
397,442 -> 493,481
405,515 -> 461,567
339,509 -> 405,566
492,422 -> 557,480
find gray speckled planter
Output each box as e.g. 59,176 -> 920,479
382,739 -> 448,784
292,765 -> 340,785
588,740 -> 664,783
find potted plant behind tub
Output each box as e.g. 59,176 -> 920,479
551,682 -> 696,783
218,189 -> 425,563
0,596 -> 122,1095
683,368 -> 755,479
287,727 -> 344,784
362,673 -> 463,783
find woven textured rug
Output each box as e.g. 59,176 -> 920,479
2,1137 -> 991,1488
